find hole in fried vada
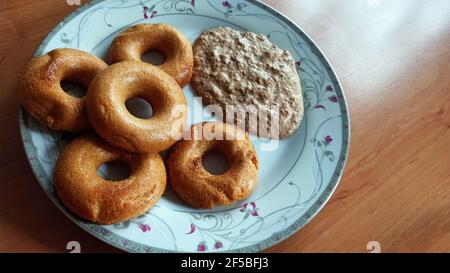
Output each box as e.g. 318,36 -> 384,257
61,81 -> 86,98
125,97 -> 153,119
202,150 -> 230,175
97,161 -> 131,181
141,50 -> 166,66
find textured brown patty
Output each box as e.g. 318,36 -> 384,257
191,27 -> 304,139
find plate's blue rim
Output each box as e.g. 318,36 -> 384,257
18,0 -> 351,253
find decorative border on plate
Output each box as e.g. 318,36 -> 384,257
18,0 -> 350,253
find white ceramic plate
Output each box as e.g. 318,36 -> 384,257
19,0 -> 350,252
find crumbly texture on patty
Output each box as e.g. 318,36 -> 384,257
191,27 -> 304,139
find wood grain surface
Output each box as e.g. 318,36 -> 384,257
0,0 -> 449,253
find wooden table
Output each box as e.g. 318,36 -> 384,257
0,0 -> 449,253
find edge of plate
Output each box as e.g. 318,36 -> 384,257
18,0 -> 351,253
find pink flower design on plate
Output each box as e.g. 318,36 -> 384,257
186,223 -> 196,234
240,201 -> 259,217
214,241 -> 223,249
314,104 -> 326,111
191,0 -> 196,6
197,241 -> 207,251
325,135 -> 333,144
143,7 -> 157,19
143,6 -> 149,18
139,224 -> 151,232
328,95 -> 338,103
222,1 -> 231,8
239,202 -> 248,212
250,202 -> 258,215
